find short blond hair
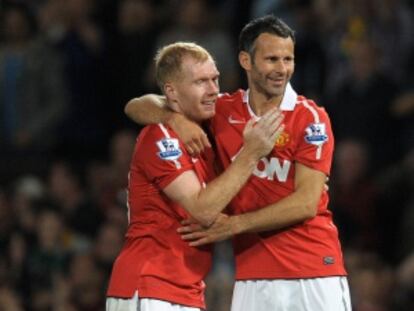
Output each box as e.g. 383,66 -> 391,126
155,42 -> 213,91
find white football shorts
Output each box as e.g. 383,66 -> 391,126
106,291 -> 202,311
231,276 -> 352,311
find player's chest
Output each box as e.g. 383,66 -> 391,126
214,110 -> 299,160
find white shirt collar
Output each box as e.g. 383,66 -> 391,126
243,82 -> 298,119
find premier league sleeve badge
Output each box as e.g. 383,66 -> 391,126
156,138 -> 182,160
304,123 -> 328,146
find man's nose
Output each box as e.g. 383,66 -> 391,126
275,60 -> 287,74
208,80 -> 219,94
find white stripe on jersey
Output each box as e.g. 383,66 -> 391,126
300,100 -> 323,160
158,123 -> 171,137
158,124 -> 182,169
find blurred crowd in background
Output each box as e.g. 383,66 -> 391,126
0,0 -> 413,310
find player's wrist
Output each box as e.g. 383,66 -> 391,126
238,146 -> 262,167
231,215 -> 247,235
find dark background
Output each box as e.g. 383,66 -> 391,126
0,0 -> 413,310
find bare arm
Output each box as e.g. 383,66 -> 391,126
180,163 -> 326,245
125,95 -> 211,154
124,94 -> 171,124
164,108 -> 284,227
233,162 -> 325,233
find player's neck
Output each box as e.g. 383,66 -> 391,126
248,90 -> 283,117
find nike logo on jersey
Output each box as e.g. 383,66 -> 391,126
228,115 -> 246,124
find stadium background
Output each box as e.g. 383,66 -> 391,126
0,0 -> 413,310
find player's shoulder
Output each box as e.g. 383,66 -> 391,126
138,124 -> 177,145
137,124 -> 184,161
295,95 -> 330,120
217,89 -> 245,104
216,89 -> 246,114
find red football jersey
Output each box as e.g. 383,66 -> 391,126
106,123 -> 215,309
210,84 -> 347,280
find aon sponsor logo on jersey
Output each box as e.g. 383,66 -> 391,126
253,157 -> 291,182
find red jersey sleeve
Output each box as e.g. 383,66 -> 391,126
135,125 -> 194,189
294,101 -> 334,175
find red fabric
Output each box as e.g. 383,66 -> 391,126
210,90 -> 347,280
107,124 -> 215,309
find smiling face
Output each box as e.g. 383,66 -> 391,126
241,33 -> 295,101
166,56 -> 219,122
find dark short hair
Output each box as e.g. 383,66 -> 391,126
239,15 -> 295,56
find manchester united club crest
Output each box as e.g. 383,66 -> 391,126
275,131 -> 290,147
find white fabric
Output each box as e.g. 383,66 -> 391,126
231,277 -> 352,311
106,291 -> 202,311
243,82 -> 298,117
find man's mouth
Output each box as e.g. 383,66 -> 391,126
268,77 -> 285,87
202,99 -> 216,106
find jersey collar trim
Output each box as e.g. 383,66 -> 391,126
243,83 -> 298,117
279,83 -> 297,111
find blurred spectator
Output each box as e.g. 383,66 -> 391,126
375,148 -> 414,263
47,160 -> 104,240
107,129 -> 136,190
154,0 -> 239,91
93,222 -> 124,276
23,207 -> 70,310
0,3 -> 67,182
250,0 -> 296,29
330,139 -> 379,251
83,130 -> 135,229
393,252 -> 414,310
0,1 -> 413,310
0,189 -> 14,256
0,286 -> 24,311
289,0 -> 327,100
346,250 -> 395,311
67,252 -> 105,311
369,0 -> 414,81
390,40 -> 414,155
325,37 -> 399,170
105,0 -> 161,132
42,0 -> 108,160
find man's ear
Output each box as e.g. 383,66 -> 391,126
164,82 -> 176,100
239,51 -> 252,71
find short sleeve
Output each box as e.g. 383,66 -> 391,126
135,125 -> 194,189
294,105 -> 334,175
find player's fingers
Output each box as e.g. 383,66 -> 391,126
268,115 -> 285,136
177,226 -> 192,233
192,140 -> 205,156
201,133 -> 212,149
189,237 -> 210,247
192,138 -> 205,154
261,109 -> 283,130
181,231 -> 205,240
270,124 -> 285,143
259,106 -> 281,125
185,143 -> 195,156
177,224 -> 203,233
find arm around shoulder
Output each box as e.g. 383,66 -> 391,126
233,163 -> 325,234
124,94 -> 171,125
